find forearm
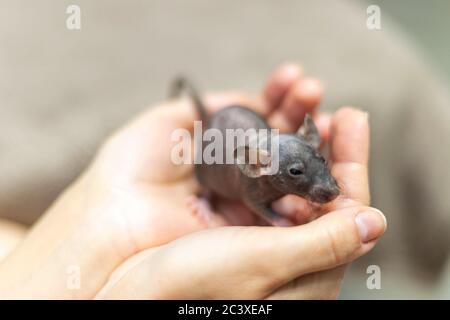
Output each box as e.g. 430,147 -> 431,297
0,218 -> 27,262
0,174 -> 123,299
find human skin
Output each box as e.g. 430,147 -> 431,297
0,64 -> 386,299
0,219 -> 26,261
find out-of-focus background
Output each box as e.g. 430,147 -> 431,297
0,0 -> 449,299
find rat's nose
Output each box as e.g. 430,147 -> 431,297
310,183 -> 340,203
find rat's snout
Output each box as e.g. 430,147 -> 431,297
310,180 -> 340,203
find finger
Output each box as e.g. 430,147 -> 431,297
267,265 -> 347,300
314,112 -> 332,148
99,206 -> 385,299
264,63 -> 303,111
268,77 -> 323,133
330,107 -> 369,165
329,107 -> 370,206
263,206 -> 385,288
272,195 -> 316,225
282,77 -> 323,120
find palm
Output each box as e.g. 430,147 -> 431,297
0,65 -> 373,300
93,68 -> 325,254
94,96 -> 275,253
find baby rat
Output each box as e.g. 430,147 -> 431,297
170,77 -> 339,226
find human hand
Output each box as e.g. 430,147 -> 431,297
0,219 -> 26,261
0,64 -> 384,299
95,103 -> 384,299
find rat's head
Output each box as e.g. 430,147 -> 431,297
234,114 -> 339,204
270,135 -> 339,203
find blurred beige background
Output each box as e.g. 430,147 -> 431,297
0,0 -> 449,298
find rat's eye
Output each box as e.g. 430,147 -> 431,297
288,164 -> 305,177
289,168 -> 303,176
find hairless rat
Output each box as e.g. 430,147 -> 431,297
170,77 -> 339,226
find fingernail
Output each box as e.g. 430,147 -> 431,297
355,209 -> 386,243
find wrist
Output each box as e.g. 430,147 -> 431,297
0,174 -> 122,298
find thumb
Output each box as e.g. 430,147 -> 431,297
267,206 -> 387,286
97,206 -> 386,299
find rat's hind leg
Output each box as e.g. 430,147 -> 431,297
185,192 -> 218,226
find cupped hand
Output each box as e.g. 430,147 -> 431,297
0,64 -> 385,300
94,101 -> 384,299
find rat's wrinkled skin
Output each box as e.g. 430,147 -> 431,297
171,77 -> 339,226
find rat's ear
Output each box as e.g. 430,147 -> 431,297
297,113 -> 321,149
234,146 -> 272,178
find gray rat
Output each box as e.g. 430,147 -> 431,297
170,77 -> 339,226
